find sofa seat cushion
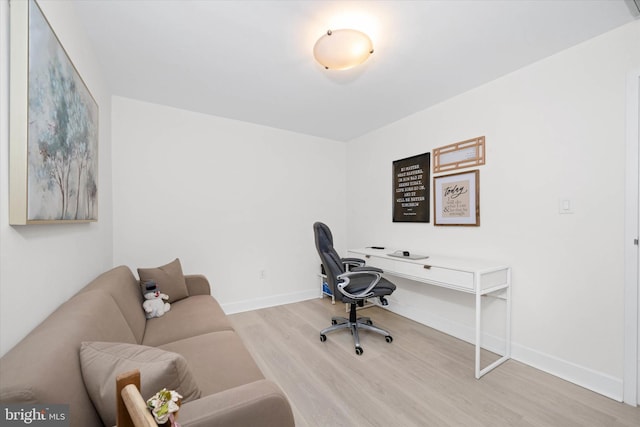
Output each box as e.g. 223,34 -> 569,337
141,295 -> 233,347
158,330 -> 264,396
80,341 -> 202,427
176,380 -> 295,427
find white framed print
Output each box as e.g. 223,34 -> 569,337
433,170 -> 479,226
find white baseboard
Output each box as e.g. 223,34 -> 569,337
221,288 -> 319,314
223,291 -> 624,402
511,342 -> 623,402
383,300 -> 624,402
382,299 -> 507,355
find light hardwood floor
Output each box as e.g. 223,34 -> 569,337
229,298 -> 640,427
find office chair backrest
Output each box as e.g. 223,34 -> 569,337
313,222 -> 344,296
320,221 -> 334,245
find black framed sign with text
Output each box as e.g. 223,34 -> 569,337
393,152 -> 430,222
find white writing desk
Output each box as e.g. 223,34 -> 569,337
348,247 -> 511,379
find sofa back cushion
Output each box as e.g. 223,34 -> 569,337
80,265 -> 146,343
0,290 -> 137,427
138,258 -> 189,303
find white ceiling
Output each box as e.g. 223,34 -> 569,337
73,0 -> 637,142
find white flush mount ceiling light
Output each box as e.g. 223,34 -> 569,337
313,29 -> 374,70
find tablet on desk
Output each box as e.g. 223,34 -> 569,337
387,251 -> 429,260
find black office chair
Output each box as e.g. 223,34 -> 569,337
313,222 -> 396,355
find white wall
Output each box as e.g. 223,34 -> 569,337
346,20 -> 640,400
111,97 -> 346,312
0,0 -> 113,356
1,0 -> 635,403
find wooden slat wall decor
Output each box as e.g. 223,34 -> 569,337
433,136 -> 485,173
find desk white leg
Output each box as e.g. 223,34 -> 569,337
477,272 -> 512,378
475,290 -> 481,379
506,269 -> 512,358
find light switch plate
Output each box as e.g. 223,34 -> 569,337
559,198 -> 574,214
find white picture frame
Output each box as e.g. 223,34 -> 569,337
433,170 -> 479,226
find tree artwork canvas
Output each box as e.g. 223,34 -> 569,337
10,0 -> 99,224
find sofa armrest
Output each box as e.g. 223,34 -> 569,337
185,274 -> 211,296
177,380 -> 294,427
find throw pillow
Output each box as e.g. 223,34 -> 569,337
79,341 -> 201,427
138,258 -> 189,303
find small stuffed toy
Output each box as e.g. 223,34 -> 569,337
142,280 -> 171,319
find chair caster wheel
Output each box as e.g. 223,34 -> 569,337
355,347 -> 363,355
385,336 -> 393,343
320,334 -> 327,342
366,320 -> 373,326
331,319 -> 337,325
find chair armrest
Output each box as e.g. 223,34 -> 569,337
336,270 -> 382,300
177,380 -> 294,427
184,274 -> 211,296
350,266 -> 383,274
340,257 -> 365,268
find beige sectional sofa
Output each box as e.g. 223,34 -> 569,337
0,261 -> 294,427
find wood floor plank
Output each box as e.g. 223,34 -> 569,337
229,298 -> 640,427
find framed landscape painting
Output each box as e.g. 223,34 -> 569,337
10,0 -> 99,224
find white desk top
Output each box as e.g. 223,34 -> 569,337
348,247 -> 509,274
